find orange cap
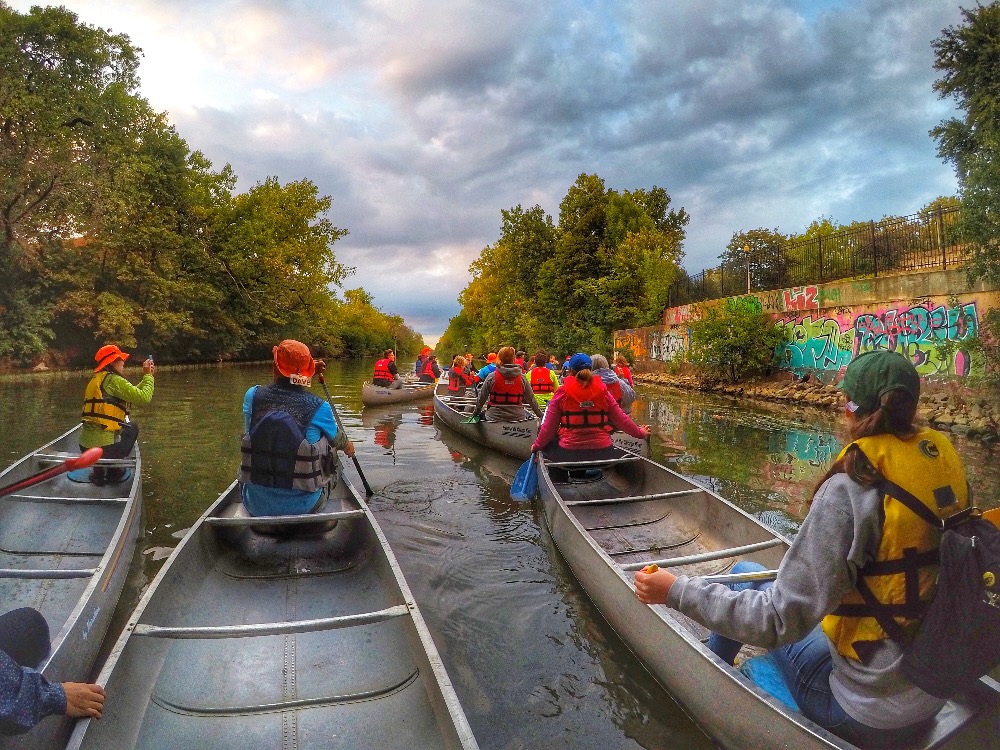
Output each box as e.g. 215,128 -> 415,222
273,340 -> 316,379
487,352 -> 497,363
94,344 -> 128,372
421,346 -> 432,355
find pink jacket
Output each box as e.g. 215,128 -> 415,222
530,381 -> 646,452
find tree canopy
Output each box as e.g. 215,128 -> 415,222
438,174 -> 687,357
0,3 -> 421,366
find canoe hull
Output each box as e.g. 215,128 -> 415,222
0,425 -> 142,750
361,381 -> 435,406
536,453 -> 1000,750
66,467 -> 478,749
433,381 -> 648,459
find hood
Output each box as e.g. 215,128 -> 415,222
497,363 -> 523,377
594,367 -> 617,384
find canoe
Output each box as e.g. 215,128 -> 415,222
0,425 -> 142,750
433,380 -> 649,459
361,379 -> 435,406
66,462 -> 480,750
535,450 -> 1000,750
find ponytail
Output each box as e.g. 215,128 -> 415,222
809,389 -> 919,502
575,368 -> 594,386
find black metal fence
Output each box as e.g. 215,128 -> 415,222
667,206 -> 967,307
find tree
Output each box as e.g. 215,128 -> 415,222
931,3 -> 1000,283
688,300 -> 784,383
722,228 -> 788,291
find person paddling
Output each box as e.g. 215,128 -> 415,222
239,340 -> 354,517
80,345 -> 154,485
528,350 -> 560,407
472,346 -> 542,423
372,349 -> 402,389
448,355 -> 477,395
634,351 -> 969,747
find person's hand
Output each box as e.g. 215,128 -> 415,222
142,359 -> 155,375
639,424 -> 652,438
62,682 -> 105,720
314,359 -> 326,376
634,568 -> 677,605
343,440 -> 355,458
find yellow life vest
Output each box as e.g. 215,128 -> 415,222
81,372 -> 128,431
822,428 -> 969,663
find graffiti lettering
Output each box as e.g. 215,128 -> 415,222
782,286 -> 819,312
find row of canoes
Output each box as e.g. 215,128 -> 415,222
0,426 -> 478,749
6,404 -> 999,749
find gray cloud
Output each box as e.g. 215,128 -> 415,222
11,0 -> 967,337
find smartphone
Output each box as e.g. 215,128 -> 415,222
147,354 -> 154,362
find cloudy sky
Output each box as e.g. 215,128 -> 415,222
12,0 -> 968,341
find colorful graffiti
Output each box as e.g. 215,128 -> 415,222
778,300 -> 980,377
782,285 -> 818,312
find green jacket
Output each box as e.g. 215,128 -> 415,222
80,372 -> 155,448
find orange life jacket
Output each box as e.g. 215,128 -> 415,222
422,360 -> 438,378
605,378 -> 623,404
489,369 -> 524,405
449,368 -> 475,391
559,376 -> 611,429
530,366 -> 555,394
373,358 -> 393,382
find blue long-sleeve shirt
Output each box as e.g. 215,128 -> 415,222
240,386 -> 342,516
0,650 -> 65,735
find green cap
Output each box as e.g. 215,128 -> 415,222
839,351 -> 920,413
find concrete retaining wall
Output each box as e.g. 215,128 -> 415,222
615,269 -> 1000,381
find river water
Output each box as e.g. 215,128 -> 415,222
2,361 -> 998,749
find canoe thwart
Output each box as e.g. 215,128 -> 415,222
545,456 -> 643,469
132,603 -> 411,639
204,509 -> 366,527
33,452 -> 136,467
0,568 -> 97,579
4,494 -> 129,504
620,538 -> 785,572
565,488 -> 703,507
702,569 -> 780,585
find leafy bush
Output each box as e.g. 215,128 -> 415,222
688,303 -> 784,383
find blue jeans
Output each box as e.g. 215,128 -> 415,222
708,562 -> 933,749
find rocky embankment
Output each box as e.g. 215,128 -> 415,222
634,372 -> 999,443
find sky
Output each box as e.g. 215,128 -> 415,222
11,0 -> 970,341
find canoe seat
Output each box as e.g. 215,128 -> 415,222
4,494 -> 129,505
34,452 -> 136,467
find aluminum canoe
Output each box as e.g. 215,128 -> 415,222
65,462 -> 480,750
361,380 -> 435,406
535,450 -> 1000,750
433,379 -> 649,459
0,425 -> 142,750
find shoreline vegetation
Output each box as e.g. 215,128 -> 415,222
634,372 -> 1000,444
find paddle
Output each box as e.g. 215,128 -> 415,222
510,452 -> 539,502
317,374 -> 374,497
0,447 -> 104,498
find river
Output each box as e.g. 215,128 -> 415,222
2,361 -> 998,749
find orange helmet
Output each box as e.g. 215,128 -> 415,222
94,344 -> 128,372
273,340 -> 316,381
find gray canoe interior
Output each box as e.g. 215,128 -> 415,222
83,493 -> 463,749
558,459 -> 786,578
0,431 -> 130,634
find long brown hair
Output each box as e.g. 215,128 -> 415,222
810,389 -> 919,500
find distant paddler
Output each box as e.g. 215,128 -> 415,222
471,346 -> 542,423
372,349 -> 403,389
239,340 -> 354,517
80,344 -> 154,485
414,346 -> 432,376
527,350 -> 560,407
418,353 -> 442,383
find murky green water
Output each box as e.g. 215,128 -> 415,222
2,362 -> 998,749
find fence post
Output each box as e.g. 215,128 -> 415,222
938,205 -> 946,271
818,235 -> 823,280
871,220 -> 878,277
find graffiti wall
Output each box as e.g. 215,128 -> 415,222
615,269 -> 999,379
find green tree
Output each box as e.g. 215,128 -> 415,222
722,228 -> 788,290
931,3 -> 1000,283
688,301 -> 784,383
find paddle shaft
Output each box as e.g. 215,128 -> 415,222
0,447 -> 104,498
318,374 -> 374,496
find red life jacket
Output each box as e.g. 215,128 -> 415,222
373,358 -> 393,382
530,366 -> 555,394
449,367 -> 474,391
422,360 -> 437,378
489,369 -> 524,405
559,376 -> 611,429
605,378 -> 623,404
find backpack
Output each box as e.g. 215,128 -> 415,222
877,494 -> 1000,699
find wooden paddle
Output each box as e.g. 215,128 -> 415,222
318,374 -> 374,497
0,447 -> 104,498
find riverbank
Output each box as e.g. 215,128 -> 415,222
634,372 -> 1000,443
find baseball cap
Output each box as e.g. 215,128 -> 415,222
568,352 -> 592,371
839,350 -> 919,414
